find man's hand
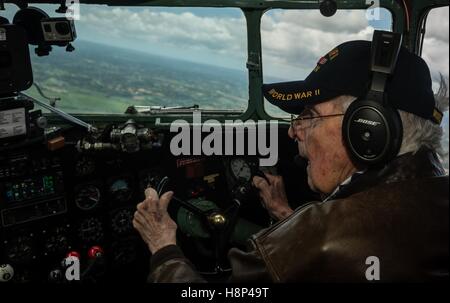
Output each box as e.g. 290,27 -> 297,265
133,188 -> 177,254
253,173 -> 294,221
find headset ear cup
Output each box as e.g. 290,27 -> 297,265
343,100 -> 402,166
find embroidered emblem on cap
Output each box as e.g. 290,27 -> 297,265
328,48 -> 339,60
433,108 -> 443,124
314,59 -> 325,72
319,57 -> 328,65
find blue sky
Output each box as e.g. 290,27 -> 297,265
1,3 -> 447,93
1,4 -> 392,76
2,4 -> 445,76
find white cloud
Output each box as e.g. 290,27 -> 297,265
76,5 -> 448,87
424,7 -> 449,43
261,10 -> 376,79
422,7 -> 449,86
262,7 -> 449,89
80,7 -> 246,58
271,10 -> 370,34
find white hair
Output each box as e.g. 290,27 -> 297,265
339,75 -> 449,158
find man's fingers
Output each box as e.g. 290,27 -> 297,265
253,176 -> 269,189
132,217 -> 143,231
144,187 -> 160,210
145,187 -> 158,200
159,191 -> 174,211
134,211 -> 147,226
137,202 -> 147,212
264,172 -> 280,183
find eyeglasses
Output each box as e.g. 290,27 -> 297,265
290,108 -> 344,130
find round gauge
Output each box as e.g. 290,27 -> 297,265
111,240 -> 137,266
111,209 -> 134,234
109,178 -> 133,203
75,156 -> 96,177
230,158 -> 252,182
5,235 -> 34,263
75,185 -> 101,211
44,227 -> 69,254
78,217 -> 104,243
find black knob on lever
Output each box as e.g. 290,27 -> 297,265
234,168 -> 270,202
48,269 -> 64,283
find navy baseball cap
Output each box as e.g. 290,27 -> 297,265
263,40 -> 443,124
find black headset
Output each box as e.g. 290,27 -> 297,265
342,30 -> 403,167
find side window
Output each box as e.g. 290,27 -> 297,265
422,7 -> 449,173
261,8 -> 393,117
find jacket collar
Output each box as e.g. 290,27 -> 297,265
327,148 -> 445,201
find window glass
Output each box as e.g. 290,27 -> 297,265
422,7 -> 449,173
2,4 -> 248,114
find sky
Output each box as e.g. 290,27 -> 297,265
1,3 -> 448,91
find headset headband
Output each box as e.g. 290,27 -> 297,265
367,31 -> 403,104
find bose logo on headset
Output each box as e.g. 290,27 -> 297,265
353,119 -> 382,126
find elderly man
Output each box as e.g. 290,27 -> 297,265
133,39 -> 449,282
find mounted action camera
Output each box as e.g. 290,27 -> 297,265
41,17 -> 77,44
13,7 -> 77,56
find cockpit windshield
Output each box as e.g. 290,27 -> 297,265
6,5 -> 249,114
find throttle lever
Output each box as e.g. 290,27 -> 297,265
156,176 -> 207,217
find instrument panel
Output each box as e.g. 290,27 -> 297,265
0,126 -> 312,283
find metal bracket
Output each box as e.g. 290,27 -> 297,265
19,93 -> 98,133
55,0 -> 68,14
246,52 -> 261,72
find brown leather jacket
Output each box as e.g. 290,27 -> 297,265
149,149 -> 449,282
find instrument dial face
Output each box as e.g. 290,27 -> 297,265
111,209 -> 134,234
75,185 -> 101,210
5,235 -> 34,263
109,178 -> 133,203
230,158 -> 252,182
112,240 -> 137,265
75,156 -> 96,177
78,217 -> 104,243
44,227 -> 69,254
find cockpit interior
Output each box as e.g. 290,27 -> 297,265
0,0 -> 448,283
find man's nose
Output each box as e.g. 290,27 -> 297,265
288,125 -> 296,139
288,125 -> 305,141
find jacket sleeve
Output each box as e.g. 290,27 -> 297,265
148,245 -> 206,283
227,240 -> 273,282
148,240 -> 273,283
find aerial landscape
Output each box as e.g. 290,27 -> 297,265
26,40 -> 249,114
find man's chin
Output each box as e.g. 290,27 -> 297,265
307,173 -> 319,194
308,184 -> 319,194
